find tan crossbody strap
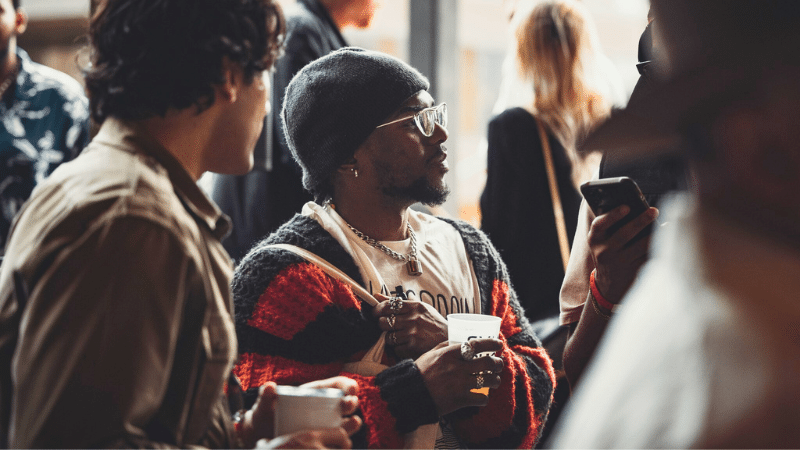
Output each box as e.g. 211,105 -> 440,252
536,120 -> 571,272
266,243 -> 379,306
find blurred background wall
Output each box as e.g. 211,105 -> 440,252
22,0 -> 648,226
16,0 -> 88,83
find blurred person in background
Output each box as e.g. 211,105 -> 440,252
209,0 -> 378,262
479,3 -> 617,441
0,0 -> 361,447
0,0 -> 90,254
553,0 -> 800,447
480,0 -> 614,327
490,0 -> 625,118
558,8 -> 686,389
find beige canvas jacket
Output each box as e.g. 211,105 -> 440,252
0,119 -> 238,448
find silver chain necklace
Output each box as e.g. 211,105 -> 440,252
345,221 -> 423,276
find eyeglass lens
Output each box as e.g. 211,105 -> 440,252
415,104 -> 447,136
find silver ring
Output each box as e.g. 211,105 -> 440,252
460,341 -> 475,360
389,297 -> 403,311
388,314 -> 396,330
475,373 -> 484,389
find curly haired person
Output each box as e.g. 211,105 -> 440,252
0,0 -> 359,448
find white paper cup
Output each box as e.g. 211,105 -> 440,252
273,386 -> 344,437
447,313 -> 502,395
447,313 -> 502,345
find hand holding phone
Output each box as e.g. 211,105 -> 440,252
581,177 -> 659,303
580,177 -> 651,236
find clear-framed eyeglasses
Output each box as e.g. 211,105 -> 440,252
376,103 -> 448,137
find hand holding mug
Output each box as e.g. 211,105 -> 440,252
415,339 -> 504,416
243,377 -> 361,448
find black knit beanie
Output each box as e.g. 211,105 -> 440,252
282,47 -> 430,198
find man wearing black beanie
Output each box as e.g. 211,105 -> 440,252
231,47 -> 554,449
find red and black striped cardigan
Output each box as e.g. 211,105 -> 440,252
231,214 -> 555,448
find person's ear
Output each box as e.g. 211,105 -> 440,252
218,57 -> 241,103
14,8 -> 27,35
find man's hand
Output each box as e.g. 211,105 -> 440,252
587,204 -> 659,303
415,339 -> 504,416
373,299 -> 448,359
243,377 -> 362,448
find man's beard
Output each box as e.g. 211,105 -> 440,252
382,176 -> 450,206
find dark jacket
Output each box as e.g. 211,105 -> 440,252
480,108 -> 581,323
210,0 -> 348,261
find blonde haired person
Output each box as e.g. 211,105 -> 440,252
515,0 -> 615,184
481,0 -> 615,326
479,5 -> 618,441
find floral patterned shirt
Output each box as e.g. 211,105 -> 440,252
0,48 -> 90,252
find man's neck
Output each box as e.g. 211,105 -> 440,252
139,107 -> 214,181
1,43 -> 18,81
332,196 -> 411,241
698,204 -> 800,320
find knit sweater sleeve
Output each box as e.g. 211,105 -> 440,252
231,239 -> 439,448
441,218 -> 556,449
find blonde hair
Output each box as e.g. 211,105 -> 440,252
514,0 -> 612,185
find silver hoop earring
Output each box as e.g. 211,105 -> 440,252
352,168 -> 359,178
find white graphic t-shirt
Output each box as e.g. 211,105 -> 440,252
302,202 -> 481,319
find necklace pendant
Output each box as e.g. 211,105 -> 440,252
407,258 -> 423,276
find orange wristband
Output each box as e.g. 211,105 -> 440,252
590,269 -> 615,312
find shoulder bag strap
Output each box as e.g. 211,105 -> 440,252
265,243 -> 379,306
266,243 -> 388,368
536,120 -> 571,272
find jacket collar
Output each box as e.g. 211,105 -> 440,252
298,0 -> 348,47
11,48 -> 33,102
93,118 -> 232,240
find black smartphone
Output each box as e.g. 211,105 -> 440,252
580,177 -> 650,236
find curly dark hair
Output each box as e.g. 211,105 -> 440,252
85,0 -> 284,124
